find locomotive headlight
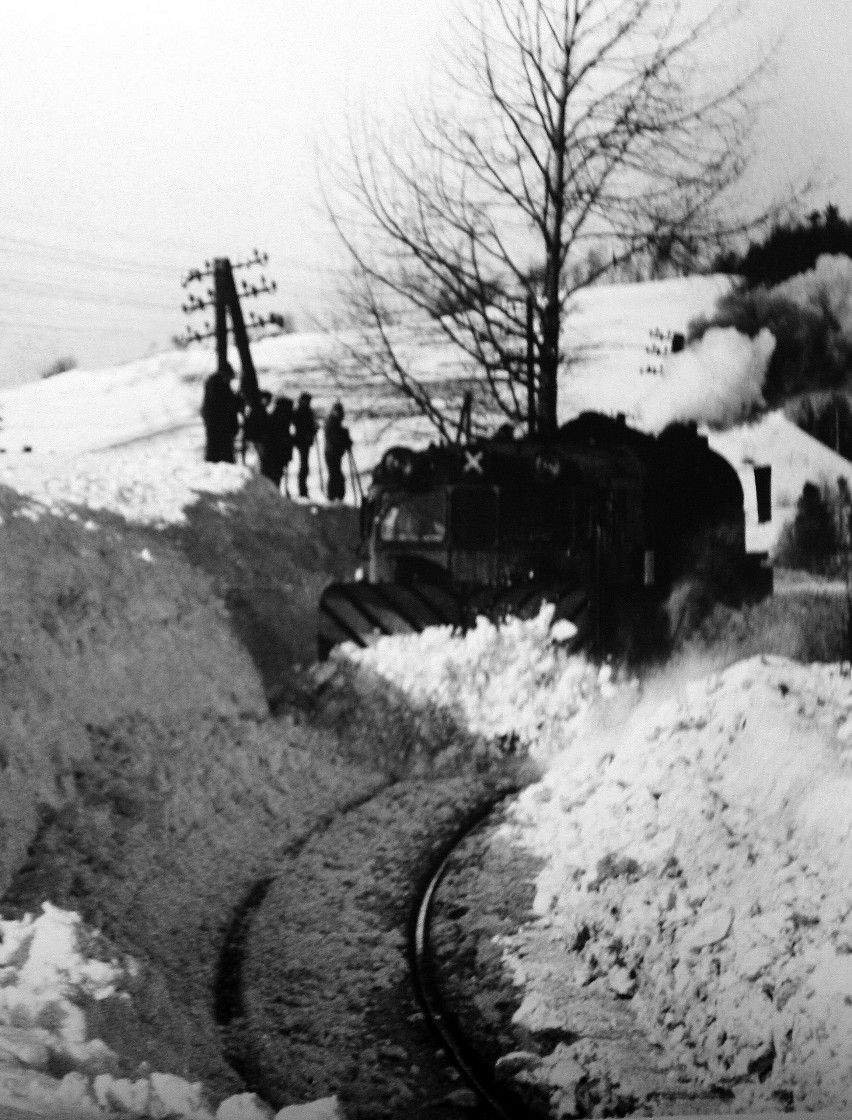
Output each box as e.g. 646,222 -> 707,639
381,446 -> 416,482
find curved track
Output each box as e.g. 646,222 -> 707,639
214,775 -> 536,1118
410,792 -> 529,1120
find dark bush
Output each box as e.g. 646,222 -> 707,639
775,482 -> 842,575
40,355 -> 77,379
786,392 -> 852,460
718,204 -> 852,287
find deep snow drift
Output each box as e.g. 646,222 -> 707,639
0,905 -> 341,1119
341,614 -> 852,1114
499,653 -> 852,1114
1,273 -> 851,1118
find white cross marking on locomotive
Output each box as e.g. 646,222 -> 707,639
464,450 -> 484,475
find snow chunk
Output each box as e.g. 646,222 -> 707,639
217,1093 -> 273,1120
274,1097 -> 343,1119
550,618 -> 577,643
681,907 -> 733,952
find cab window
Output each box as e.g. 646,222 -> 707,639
378,491 -> 446,542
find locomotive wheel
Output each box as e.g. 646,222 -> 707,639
318,581 -> 464,658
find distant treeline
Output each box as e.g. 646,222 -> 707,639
715,204 -> 852,288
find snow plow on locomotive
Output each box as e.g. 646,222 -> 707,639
318,411 -> 772,659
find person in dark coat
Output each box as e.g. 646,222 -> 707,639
323,400 -> 353,501
259,396 -> 295,493
242,390 -> 273,465
201,364 -> 240,463
293,392 -> 318,498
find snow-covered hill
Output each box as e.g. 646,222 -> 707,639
2,275 -> 851,550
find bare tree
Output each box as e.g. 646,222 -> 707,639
326,0 -> 774,440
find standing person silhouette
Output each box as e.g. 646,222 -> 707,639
293,392 -> 318,498
259,396 -> 295,493
200,363 -> 240,463
323,400 -> 353,501
243,390 -> 272,466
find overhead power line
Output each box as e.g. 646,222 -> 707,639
0,229 -> 348,283
0,277 -> 177,311
0,315 -> 153,335
0,205 -> 216,259
0,233 -> 181,277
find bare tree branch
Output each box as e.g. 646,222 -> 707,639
324,0 -> 784,441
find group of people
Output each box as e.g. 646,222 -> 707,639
200,364 -> 354,501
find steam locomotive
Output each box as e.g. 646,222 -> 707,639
318,411 -> 771,659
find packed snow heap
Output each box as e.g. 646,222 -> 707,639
342,616 -> 852,1114
0,906 -> 339,1120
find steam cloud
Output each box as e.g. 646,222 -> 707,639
639,326 -> 775,433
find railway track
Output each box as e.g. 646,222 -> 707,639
410,791 -> 533,1120
214,774 -> 541,1119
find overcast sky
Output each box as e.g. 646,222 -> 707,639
1,0 -> 850,388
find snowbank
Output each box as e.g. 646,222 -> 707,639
497,655 -> 852,1113
0,904 -> 342,1120
340,617 -> 852,1111
337,606 -> 618,764
0,447 -> 252,526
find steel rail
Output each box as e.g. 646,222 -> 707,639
410,791 -> 531,1120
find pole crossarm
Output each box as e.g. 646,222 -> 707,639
177,252 -> 282,353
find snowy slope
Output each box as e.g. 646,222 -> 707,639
2,273 -> 849,549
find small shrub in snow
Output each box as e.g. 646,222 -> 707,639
785,390 -> 852,460
40,356 -> 77,379
775,481 -> 843,575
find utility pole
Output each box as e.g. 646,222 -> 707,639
214,259 -> 228,372
221,260 -> 259,408
180,250 -> 280,408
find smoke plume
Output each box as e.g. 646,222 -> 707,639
639,326 -> 775,433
